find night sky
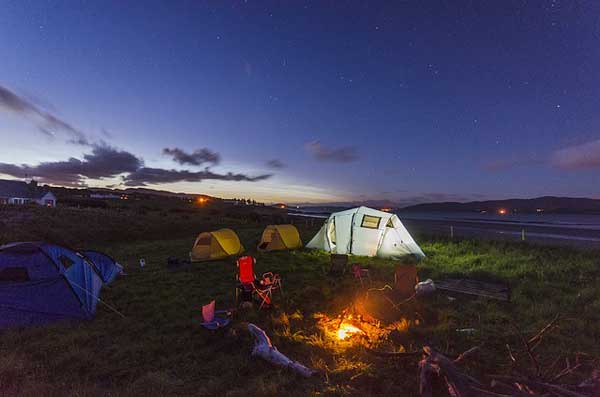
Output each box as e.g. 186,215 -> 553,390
1,1 -> 599,205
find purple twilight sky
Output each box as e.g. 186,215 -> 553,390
1,1 -> 599,204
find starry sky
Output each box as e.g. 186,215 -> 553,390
1,0 -> 599,205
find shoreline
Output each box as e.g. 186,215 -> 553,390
289,211 -> 600,249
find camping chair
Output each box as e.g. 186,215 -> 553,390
259,271 -> 283,294
329,254 -> 349,275
200,300 -> 231,330
394,264 -> 419,297
236,256 -> 281,309
351,263 -> 371,286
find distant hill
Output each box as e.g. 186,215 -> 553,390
399,196 -> 600,214
87,187 -> 207,199
38,185 -> 217,201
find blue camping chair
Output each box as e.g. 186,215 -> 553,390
200,300 -> 231,330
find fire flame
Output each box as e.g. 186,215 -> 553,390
336,323 -> 363,340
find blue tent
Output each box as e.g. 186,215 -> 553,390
0,242 -> 103,328
83,250 -> 123,285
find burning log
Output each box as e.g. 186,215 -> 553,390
336,322 -> 364,340
247,323 -> 317,378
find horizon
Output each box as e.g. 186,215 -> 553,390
1,1 -> 599,203
3,176 -> 599,208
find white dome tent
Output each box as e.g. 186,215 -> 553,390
306,206 -> 425,259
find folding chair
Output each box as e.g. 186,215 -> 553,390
394,264 -> 419,297
351,263 -> 371,286
200,300 -> 231,330
236,256 -> 281,309
259,271 -> 283,295
329,254 -> 349,275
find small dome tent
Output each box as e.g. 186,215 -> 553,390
258,224 -> 303,251
0,242 -> 104,328
306,206 -> 425,259
190,228 -> 244,262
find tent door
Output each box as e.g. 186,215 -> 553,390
259,229 -> 275,250
193,235 -> 212,259
327,219 -> 336,251
351,214 -> 384,256
333,215 -> 353,254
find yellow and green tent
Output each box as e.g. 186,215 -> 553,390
190,228 -> 244,261
258,224 -> 303,251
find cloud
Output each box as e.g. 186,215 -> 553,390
123,167 -> 271,186
305,140 -> 358,162
551,139 -> 600,170
395,192 -> 493,207
0,144 -> 142,186
0,84 -> 89,145
485,139 -> 600,171
483,156 -> 544,171
266,159 -> 286,169
163,147 -> 220,166
299,192 -> 488,208
0,144 -> 271,187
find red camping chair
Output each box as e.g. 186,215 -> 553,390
236,256 -> 281,309
351,263 -> 371,287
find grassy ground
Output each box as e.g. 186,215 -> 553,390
1,208 -> 600,396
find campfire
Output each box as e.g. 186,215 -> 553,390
316,306 -> 415,349
336,321 -> 364,340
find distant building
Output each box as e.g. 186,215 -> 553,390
0,179 -> 57,207
90,193 -> 121,199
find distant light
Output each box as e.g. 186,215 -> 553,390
498,208 -> 507,215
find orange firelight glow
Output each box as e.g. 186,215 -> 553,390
336,323 -> 363,340
498,208 -> 507,215
197,197 -> 207,204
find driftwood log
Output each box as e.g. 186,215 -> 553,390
247,323 -> 317,378
416,315 -> 600,397
419,345 -> 483,397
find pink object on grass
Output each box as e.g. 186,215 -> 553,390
202,300 -> 215,323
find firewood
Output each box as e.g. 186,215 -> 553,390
453,346 -> 481,365
419,346 -> 483,397
528,314 -> 560,350
365,347 -> 421,357
490,375 -> 588,397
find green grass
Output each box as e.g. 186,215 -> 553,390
1,208 -> 600,396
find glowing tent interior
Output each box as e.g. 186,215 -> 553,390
306,206 -> 425,259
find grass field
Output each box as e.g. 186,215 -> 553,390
1,206 -> 600,396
